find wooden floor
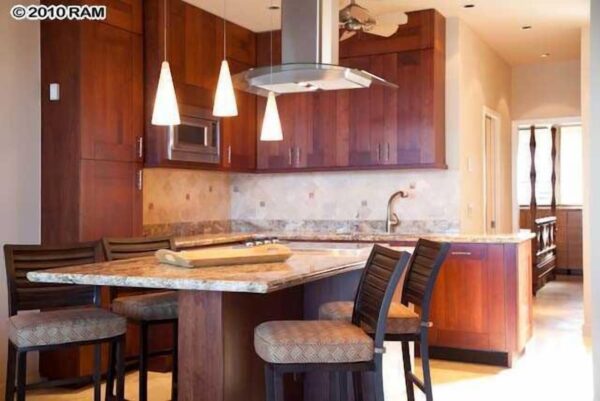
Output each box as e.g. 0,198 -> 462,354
28,276 -> 592,401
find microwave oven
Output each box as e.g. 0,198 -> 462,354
168,109 -> 220,164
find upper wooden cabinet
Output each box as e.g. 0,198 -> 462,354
255,9 -> 446,172
144,0 -> 257,171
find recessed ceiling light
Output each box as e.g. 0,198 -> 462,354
522,25 -> 532,30
464,4 -> 475,8
541,53 -> 550,58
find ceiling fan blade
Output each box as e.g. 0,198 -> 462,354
366,23 -> 400,37
375,10 -> 409,26
340,30 -> 357,42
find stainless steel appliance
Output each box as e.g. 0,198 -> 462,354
168,108 -> 220,164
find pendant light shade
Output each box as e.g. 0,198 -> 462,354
152,61 -> 180,126
213,60 -> 238,117
260,91 -> 283,141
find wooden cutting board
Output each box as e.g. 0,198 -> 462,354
155,244 -> 293,268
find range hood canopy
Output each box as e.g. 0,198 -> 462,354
232,0 -> 398,96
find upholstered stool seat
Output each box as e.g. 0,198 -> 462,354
8,307 -> 127,348
319,301 -> 421,334
254,320 -> 374,364
112,291 -> 178,321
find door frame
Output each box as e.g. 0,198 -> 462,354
482,107 -> 502,234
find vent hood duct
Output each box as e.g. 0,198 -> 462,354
232,0 -> 398,96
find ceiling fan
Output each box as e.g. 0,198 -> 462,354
339,0 -> 408,41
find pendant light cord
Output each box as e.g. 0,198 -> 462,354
223,0 -> 227,60
269,0 -> 274,84
163,0 -> 167,61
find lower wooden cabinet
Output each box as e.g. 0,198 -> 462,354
427,242 -> 533,367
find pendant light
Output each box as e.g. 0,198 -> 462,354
213,0 -> 238,117
152,0 -> 180,126
260,3 -> 283,141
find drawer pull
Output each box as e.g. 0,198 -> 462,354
451,251 -> 472,256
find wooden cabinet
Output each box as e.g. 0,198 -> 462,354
427,242 -> 533,367
41,0 -> 144,379
144,0 -> 257,171
255,10 -> 446,172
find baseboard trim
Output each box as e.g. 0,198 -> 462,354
555,268 -> 584,276
428,346 -> 511,367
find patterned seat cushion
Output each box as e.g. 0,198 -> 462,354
8,308 -> 126,348
112,291 -> 178,321
254,320 -> 374,364
318,301 -> 421,334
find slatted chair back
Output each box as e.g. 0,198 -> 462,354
3,242 -> 102,317
351,245 -> 412,346
102,236 -> 175,261
401,239 -> 450,324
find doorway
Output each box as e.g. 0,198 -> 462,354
483,108 -> 501,234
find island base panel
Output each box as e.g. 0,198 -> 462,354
178,289 -> 304,401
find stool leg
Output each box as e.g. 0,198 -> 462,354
420,333 -> 434,401
92,344 -> 101,401
373,358 -> 384,401
351,372 -> 363,401
171,320 -> 178,401
16,351 -> 26,401
329,371 -> 339,401
5,341 -> 17,401
402,341 -> 415,401
139,321 -> 148,401
273,369 -> 284,401
115,336 -> 126,401
339,372 -> 348,401
105,339 -> 116,401
264,364 -> 275,401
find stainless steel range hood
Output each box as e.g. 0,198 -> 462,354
232,0 -> 397,96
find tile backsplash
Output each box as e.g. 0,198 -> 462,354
143,168 -> 460,236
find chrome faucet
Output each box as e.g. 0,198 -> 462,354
386,190 -> 409,233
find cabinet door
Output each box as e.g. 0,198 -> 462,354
256,94 -> 295,170
79,160 -> 142,241
429,244 -> 507,351
80,22 -> 143,162
221,60 -> 257,171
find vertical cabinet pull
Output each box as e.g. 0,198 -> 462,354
227,145 -> 232,164
288,147 -> 293,166
386,143 -> 390,161
137,137 -> 144,159
136,170 -> 143,191
377,144 -> 381,162
296,147 -> 301,166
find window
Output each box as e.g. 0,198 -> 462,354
517,123 -> 583,206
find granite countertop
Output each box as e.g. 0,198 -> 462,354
26,248 -> 373,294
174,231 -> 536,249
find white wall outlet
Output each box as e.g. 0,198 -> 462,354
49,83 -> 60,101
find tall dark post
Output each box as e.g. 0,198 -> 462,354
529,125 -> 537,231
550,126 -> 558,216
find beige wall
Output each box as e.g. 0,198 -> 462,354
512,60 -> 581,120
0,1 -> 41,387
451,20 -> 513,234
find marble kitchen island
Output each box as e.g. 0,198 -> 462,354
27,245 -> 387,401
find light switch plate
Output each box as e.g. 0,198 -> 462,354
49,83 -> 60,101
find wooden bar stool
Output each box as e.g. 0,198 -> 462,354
255,245 -> 412,401
3,242 -> 126,401
102,236 -> 178,401
318,239 -> 450,401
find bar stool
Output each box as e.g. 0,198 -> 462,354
255,245 -> 412,401
318,239 -> 450,401
102,236 -> 178,401
3,242 -> 126,401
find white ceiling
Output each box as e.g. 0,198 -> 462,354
184,0 -> 590,65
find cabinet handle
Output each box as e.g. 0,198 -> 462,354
289,147 -> 293,166
377,144 -> 381,162
451,251 -> 472,256
227,145 -> 232,164
386,143 -> 390,161
136,169 -> 143,191
137,137 -> 144,159
296,147 -> 301,166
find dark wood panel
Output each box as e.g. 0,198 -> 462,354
89,0 -> 143,33
79,160 -> 142,241
80,21 -> 143,162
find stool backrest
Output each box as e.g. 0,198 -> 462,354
352,244 -> 412,346
401,239 -> 450,325
102,235 -> 175,261
3,242 -> 102,316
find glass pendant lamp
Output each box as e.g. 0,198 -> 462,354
260,3 -> 283,141
152,0 -> 180,126
213,0 -> 238,117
